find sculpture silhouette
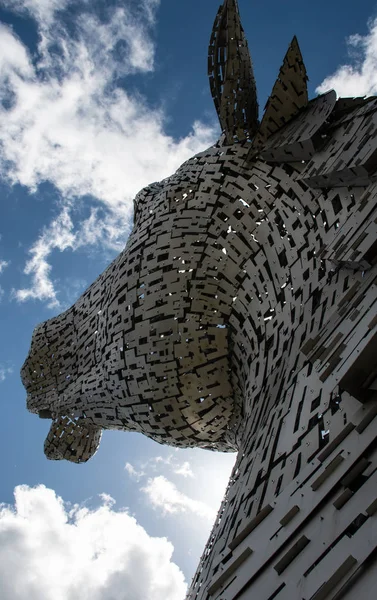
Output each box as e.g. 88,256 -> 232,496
22,2 -> 377,598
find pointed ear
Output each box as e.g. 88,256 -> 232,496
251,36 -> 309,155
44,416 -> 102,463
209,0 -> 259,144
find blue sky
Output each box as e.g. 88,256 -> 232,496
0,0 -> 377,598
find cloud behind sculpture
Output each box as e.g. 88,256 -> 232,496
0,0 -> 216,307
0,485 -> 187,600
316,17 -> 377,96
142,476 -> 216,520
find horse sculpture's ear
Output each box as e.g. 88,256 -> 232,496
44,415 -> 102,463
209,0 -> 259,144
250,36 -> 309,156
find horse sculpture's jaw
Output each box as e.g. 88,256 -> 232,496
43,416 -> 102,463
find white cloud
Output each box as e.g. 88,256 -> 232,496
14,206 -> 75,307
126,455 -> 195,481
173,462 -> 194,479
317,17 -> 377,96
2,0 -> 71,26
0,365 -> 13,382
142,476 -> 215,521
0,21 -> 33,78
125,462 -> 145,482
0,259 -> 9,301
0,0 -> 216,307
0,485 -> 187,600
140,0 -> 161,25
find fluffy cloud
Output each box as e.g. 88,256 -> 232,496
126,455 -> 195,481
0,485 -> 187,600
173,462 -> 194,479
125,462 -> 145,483
125,457 -> 213,520
0,0 -> 216,307
153,456 -> 194,479
0,260 -> 8,274
317,17 -> 377,96
142,476 -> 215,521
1,0 -> 71,25
0,259 -> 9,302
14,206 -> 75,307
0,365 -> 13,382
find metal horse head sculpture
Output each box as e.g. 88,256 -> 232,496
22,0 -> 377,468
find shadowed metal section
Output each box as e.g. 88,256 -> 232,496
250,35 -> 309,157
209,0 -> 259,144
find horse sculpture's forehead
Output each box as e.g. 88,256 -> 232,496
132,141 -> 260,263
134,143 -> 247,213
